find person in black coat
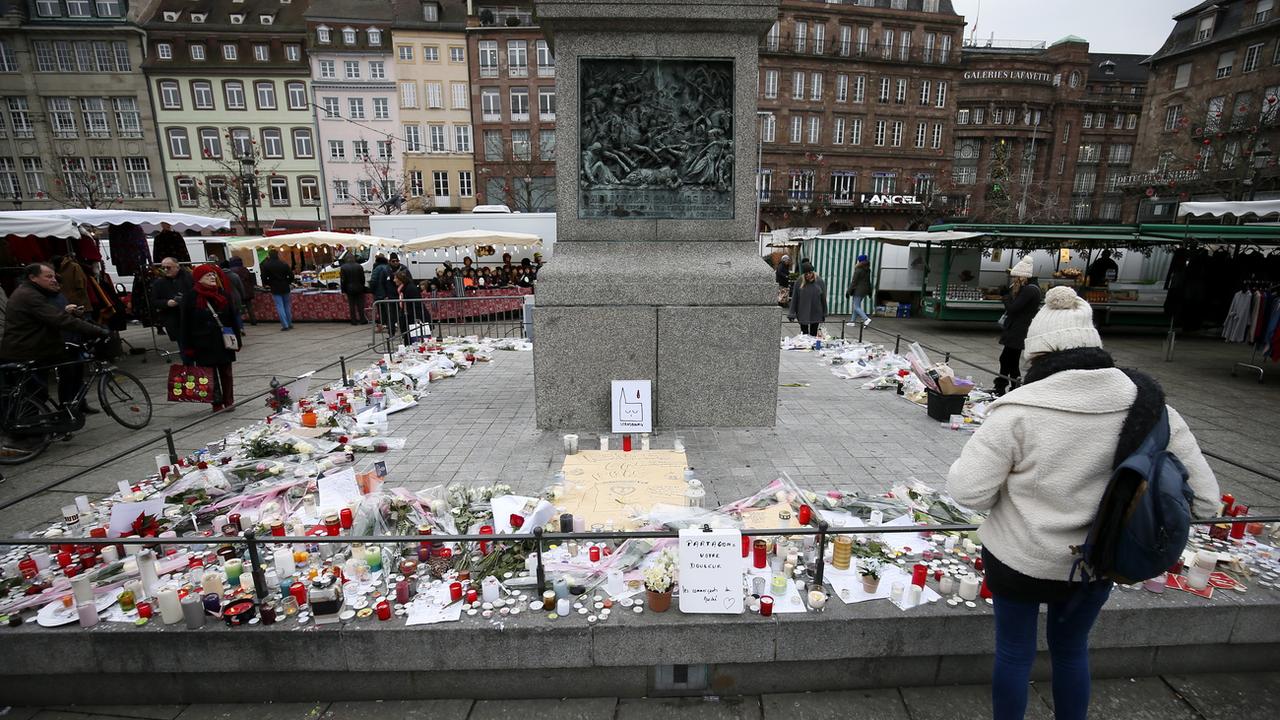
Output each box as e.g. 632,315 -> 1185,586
391,270 -> 429,347
775,254 -> 791,288
995,257 -> 1042,395
339,254 -> 369,325
152,223 -> 190,263
179,264 -> 242,412
150,257 -> 194,349
259,249 -> 295,331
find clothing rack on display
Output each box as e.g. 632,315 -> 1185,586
1225,280 -> 1280,383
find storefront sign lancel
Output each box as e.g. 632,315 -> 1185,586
859,194 -> 922,206
962,70 -> 1055,84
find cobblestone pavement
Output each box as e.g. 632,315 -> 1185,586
2,313 -> 1278,537
6,672 -> 1280,719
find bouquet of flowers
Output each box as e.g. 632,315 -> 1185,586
266,377 -> 293,413
643,550 -> 678,593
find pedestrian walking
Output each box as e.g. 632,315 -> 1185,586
150,257 -> 193,350
787,260 -> 827,337
227,257 -> 257,325
179,264 -> 241,412
339,254 -> 369,325
370,254 -> 391,330
259,249 -> 295,331
946,286 -> 1220,720
995,257 -> 1041,395
844,254 -> 873,327
392,269 -> 427,347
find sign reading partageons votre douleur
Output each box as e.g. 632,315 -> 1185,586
677,527 -> 745,614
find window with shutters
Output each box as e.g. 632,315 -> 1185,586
765,70 -> 779,99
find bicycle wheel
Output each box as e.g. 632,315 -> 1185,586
0,396 -> 53,465
98,368 -> 153,430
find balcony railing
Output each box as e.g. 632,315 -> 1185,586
479,66 -> 499,78
762,35 -> 956,65
508,66 -> 528,78
481,112 -> 501,122
537,64 -> 555,78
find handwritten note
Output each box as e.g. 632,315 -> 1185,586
677,528 -> 744,614
317,468 -> 360,513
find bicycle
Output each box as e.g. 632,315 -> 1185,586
0,337 -> 153,465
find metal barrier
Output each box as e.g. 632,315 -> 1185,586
5,516 -> 1274,603
371,293 -> 529,352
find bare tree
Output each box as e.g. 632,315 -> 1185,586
481,152 -> 556,212
344,138 -> 410,217
185,134 -> 280,234
41,163 -> 125,209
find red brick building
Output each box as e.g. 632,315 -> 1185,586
954,38 -> 1148,223
1133,0 -> 1280,220
757,0 -> 966,234
466,2 -> 556,211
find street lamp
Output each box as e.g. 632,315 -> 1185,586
523,174 -> 532,212
239,155 -> 260,235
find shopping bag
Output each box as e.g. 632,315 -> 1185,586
167,365 -> 221,404
222,327 -> 240,351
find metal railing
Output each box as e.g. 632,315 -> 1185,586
371,292 -> 529,352
4,516 -> 1275,608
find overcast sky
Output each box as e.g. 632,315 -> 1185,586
949,0 -> 1182,56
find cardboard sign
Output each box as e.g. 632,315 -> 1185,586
611,380 -> 652,433
559,450 -> 688,529
677,527 -> 744,614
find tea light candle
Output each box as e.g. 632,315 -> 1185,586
158,589 -> 183,625
807,590 -> 827,610
959,575 -> 980,601
759,595 -> 774,617
99,546 -> 119,564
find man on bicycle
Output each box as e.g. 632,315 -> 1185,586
0,263 -> 109,409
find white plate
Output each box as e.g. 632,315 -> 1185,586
36,592 -> 118,628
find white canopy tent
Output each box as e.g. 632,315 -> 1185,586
1176,200 -> 1280,219
396,228 -> 542,253
0,209 -> 231,233
224,231 -> 400,253
814,229 -> 987,246
0,211 -> 83,238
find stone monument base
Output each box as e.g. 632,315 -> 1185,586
533,242 -> 779,429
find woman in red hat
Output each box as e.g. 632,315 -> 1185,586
179,264 -> 242,411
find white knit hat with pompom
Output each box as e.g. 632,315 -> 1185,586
1022,286 -> 1103,355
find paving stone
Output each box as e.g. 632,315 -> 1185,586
1033,677 -> 1200,720
760,689 -> 908,719
900,684 -> 1054,720
467,698 -> 617,720
1164,672 -> 1280,720
46,708 -> 183,720
616,696 -> 761,720
173,704 -> 331,720
322,700 -> 473,720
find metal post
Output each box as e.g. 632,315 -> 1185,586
340,356 -> 348,386
944,352 -> 951,363
894,334 -> 902,354
813,520 -> 829,587
858,322 -> 864,343
244,530 -> 268,602
165,428 -> 178,465
533,527 -> 546,594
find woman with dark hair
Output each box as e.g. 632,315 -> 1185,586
947,286 -> 1219,720
392,269 -> 428,346
179,264 -> 242,412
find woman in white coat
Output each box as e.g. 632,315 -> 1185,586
946,286 -> 1220,720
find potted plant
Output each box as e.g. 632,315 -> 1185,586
643,550 -> 677,612
860,558 -> 883,594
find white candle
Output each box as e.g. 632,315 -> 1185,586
1187,565 -> 1211,590
905,584 -> 922,608
556,597 -> 571,617
137,550 -> 160,596
482,576 -> 500,603
77,602 -> 99,628
273,548 -> 294,578
640,434 -> 651,451
943,535 -> 958,551
890,582 -> 904,603
599,436 -> 609,451
75,496 -> 93,517
71,577 -> 94,606
99,546 -> 120,564
869,510 -> 884,526
124,580 -> 145,603
962,538 -> 977,554
32,552 -> 51,571
606,570 -> 625,596
202,571 -> 224,597
158,589 -> 183,625
959,574 -> 980,601
939,575 -> 955,595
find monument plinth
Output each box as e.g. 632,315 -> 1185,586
533,0 -> 781,429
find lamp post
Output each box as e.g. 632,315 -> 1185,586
240,155 -> 260,235
523,174 -> 533,212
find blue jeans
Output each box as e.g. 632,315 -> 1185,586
272,292 -> 293,328
850,294 -> 870,322
992,583 -> 1112,720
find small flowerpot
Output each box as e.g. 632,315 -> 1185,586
646,589 -> 672,613
861,575 -> 881,594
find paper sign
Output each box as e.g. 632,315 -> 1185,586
611,380 -> 652,433
107,500 -> 166,537
678,527 -> 744,614
559,450 -> 688,529
317,468 -> 360,513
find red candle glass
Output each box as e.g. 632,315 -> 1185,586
741,534 -> 751,558
798,504 -> 812,526
449,581 -> 463,603
324,515 -> 341,537
759,596 -> 774,617
911,564 -> 928,588
974,557 -> 985,572
752,539 -> 768,570
478,525 -> 494,555
589,546 -> 601,563
228,513 -> 242,531
622,434 -> 632,452
56,551 -> 73,568
136,601 -> 153,619
340,508 -> 354,530
465,588 -> 478,605
289,581 -> 308,607
19,557 -> 38,579
980,578 -> 993,600
1230,505 -> 1249,540
88,527 -> 107,539
395,579 -> 411,605
375,599 -> 391,621
270,521 -> 286,538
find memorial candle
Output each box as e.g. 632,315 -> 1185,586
365,546 -> 383,572
182,594 -> 205,629
77,602 -> 99,628
798,504 -> 812,526
273,548 -> 294,578
759,596 -> 774,617
958,575 -> 980,601
589,545 -> 601,563
376,599 -> 391,621
752,539 -> 768,570
99,546 -> 119,564
158,589 -> 183,625
911,564 -> 928,588
478,526 -> 494,556
289,581 -> 308,607
482,576 -> 501,603
71,577 -> 94,607
224,558 -> 244,585
201,571 -> 224,597
137,550 -> 160,597
451,582 -> 464,604
1229,506 -> 1248,540
136,601 -> 153,619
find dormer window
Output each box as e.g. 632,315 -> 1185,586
157,42 -> 173,60
368,28 -> 382,46
163,11 -> 179,22
260,14 -> 275,25
317,26 -> 331,44
231,13 -> 245,24
343,28 -> 357,45
191,13 -> 207,23
422,2 -> 439,22
1195,14 -> 1216,43
1100,60 -> 1116,76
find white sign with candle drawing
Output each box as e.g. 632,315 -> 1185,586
678,527 -> 745,614
611,380 -> 652,433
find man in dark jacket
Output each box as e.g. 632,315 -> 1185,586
259,249 -> 295,331
844,254 -> 873,327
995,257 -> 1042,395
150,257 -> 193,349
775,255 -> 791,288
152,223 -> 190,263
370,254 -> 391,329
0,263 -> 109,408
227,257 -> 257,325
339,254 -> 369,325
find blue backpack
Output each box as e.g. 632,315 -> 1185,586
1070,388 -> 1195,585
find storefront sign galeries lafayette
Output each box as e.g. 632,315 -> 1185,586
961,70 -> 1055,84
